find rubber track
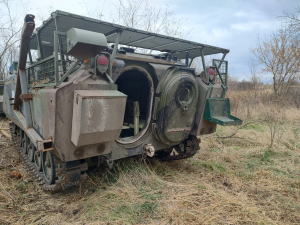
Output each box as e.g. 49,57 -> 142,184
9,123 -> 80,191
156,146 -> 200,161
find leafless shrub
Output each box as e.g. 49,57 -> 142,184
111,0 -> 189,38
0,0 -> 21,79
280,4 -> 300,34
251,28 -> 300,95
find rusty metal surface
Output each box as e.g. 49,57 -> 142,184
19,93 -> 33,101
40,137 -> 54,152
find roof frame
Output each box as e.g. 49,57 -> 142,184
30,10 -> 230,59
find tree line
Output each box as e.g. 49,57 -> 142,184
0,0 -> 299,95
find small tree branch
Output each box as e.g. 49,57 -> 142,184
216,120 -> 265,139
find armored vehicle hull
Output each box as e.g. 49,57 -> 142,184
3,11 -> 242,190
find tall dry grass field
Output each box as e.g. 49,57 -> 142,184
0,87 -> 299,224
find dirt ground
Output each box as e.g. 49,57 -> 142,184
0,104 -> 299,225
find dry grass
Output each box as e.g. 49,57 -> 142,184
0,88 -> 299,224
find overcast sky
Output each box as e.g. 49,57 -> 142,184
3,0 -> 299,82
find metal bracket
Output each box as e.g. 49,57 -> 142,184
19,94 -> 33,101
37,136 -> 54,152
9,98 -> 15,105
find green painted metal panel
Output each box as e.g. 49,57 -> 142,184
204,98 -> 242,126
213,59 -> 228,86
155,69 -> 199,145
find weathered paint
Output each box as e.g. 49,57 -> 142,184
204,98 -> 243,126
3,11 -> 242,172
155,69 -> 198,145
66,28 -> 107,59
71,90 -> 127,146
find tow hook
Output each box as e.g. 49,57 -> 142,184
143,144 -> 155,157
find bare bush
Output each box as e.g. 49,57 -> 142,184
283,86 -> 300,108
261,103 -> 285,149
251,28 -> 300,95
0,0 -> 22,79
281,4 -> 300,33
111,0 -> 189,38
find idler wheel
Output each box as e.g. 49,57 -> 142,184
27,137 -> 35,162
42,151 -> 56,185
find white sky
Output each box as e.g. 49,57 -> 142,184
2,0 -> 299,82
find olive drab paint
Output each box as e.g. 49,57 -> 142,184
2,10 -> 242,191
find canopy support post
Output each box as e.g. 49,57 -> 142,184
109,31 -> 123,78
200,48 -> 206,72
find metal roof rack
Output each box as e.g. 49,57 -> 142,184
29,10 -> 229,59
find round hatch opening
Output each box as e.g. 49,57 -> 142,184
115,66 -> 154,145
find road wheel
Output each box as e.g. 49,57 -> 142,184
20,130 -> 28,154
34,149 -> 42,171
27,137 -> 35,162
42,151 -> 56,185
17,129 -> 22,147
12,123 -> 17,135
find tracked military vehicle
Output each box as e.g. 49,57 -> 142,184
3,11 -> 242,190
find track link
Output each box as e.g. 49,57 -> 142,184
156,147 -> 199,161
156,137 -> 201,161
10,123 -> 84,191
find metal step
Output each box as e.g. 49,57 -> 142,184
204,98 -> 242,126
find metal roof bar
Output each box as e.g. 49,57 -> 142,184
152,41 -> 180,50
126,36 -> 155,45
29,10 -> 230,58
